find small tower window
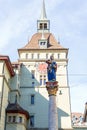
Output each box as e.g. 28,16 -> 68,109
43,42 -> 46,45
44,23 -> 47,29
31,70 -> 35,79
40,42 -> 46,45
31,95 -> 35,104
40,23 -> 43,29
39,39 -> 47,49
32,82 -> 35,87
40,42 -> 43,45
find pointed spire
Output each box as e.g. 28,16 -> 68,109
40,0 -> 47,20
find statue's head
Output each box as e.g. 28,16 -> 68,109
50,55 -> 54,60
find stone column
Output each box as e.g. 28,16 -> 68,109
46,81 -> 58,130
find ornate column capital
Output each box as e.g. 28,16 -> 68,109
46,81 -> 58,96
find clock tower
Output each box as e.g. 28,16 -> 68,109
17,0 -> 72,129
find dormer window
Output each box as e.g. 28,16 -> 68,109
39,39 -> 47,49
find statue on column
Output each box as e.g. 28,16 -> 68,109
46,55 -> 57,81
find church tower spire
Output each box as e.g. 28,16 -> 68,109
37,0 -> 50,33
40,0 -> 47,20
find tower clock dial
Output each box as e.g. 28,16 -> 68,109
37,63 -> 47,74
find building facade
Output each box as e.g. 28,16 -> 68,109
0,1 -> 87,130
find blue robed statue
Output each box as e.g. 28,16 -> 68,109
46,55 -> 57,81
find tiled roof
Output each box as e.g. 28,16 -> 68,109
72,112 -> 83,118
72,112 -> 84,126
6,103 -> 29,119
18,33 -> 66,50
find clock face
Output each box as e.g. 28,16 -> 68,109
37,63 -> 47,74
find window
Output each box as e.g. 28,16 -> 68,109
26,53 -> 28,59
31,70 -> 35,79
32,82 -> 35,87
31,54 -> 34,59
40,23 -> 43,29
43,42 -> 46,45
40,79 -> 42,86
31,95 -> 35,104
46,54 -> 48,59
58,54 -> 60,59
44,75 -> 46,78
13,116 -> 16,122
44,23 -> 47,29
40,75 -> 42,78
39,75 -> 46,86
37,54 -> 40,59
8,116 -> 12,122
19,117 -> 22,123
40,42 -> 46,45
40,42 -> 43,45
44,79 -> 46,85
30,115 -> 34,127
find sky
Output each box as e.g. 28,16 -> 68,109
0,0 -> 87,113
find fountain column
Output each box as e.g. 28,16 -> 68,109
46,81 -> 58,130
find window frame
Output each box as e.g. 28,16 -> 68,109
44,79 -> 46,85
31,54 -> 34,59
32,82 -> 35,87
31,95 -> 35,105
26,53 -> 28,59
44,23 -> 47,29
13,116 -> 16,123
19,116 -> 22,123
40,23 -> 43,29
8,116 -> 12,122
31,70 -> 35,79
30,115 -> 34,127
40,78 -> 42,86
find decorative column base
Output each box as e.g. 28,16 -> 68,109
46,81 -> 58,130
